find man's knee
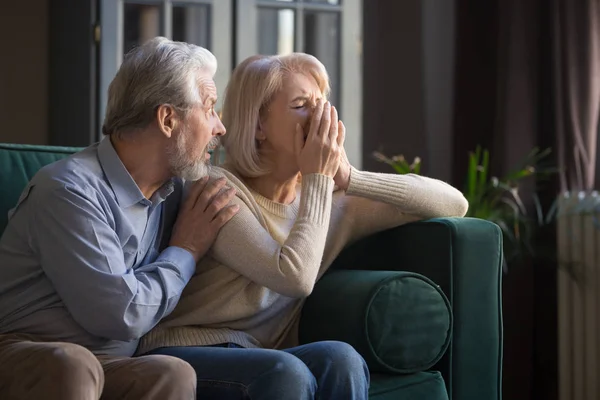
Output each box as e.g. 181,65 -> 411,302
154,354 -> 196,383
143,354 -> 197,389
0,341 -> 104,400
45,342 -> 104,387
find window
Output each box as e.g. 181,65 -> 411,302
98,0 -> 361,166
98,0 -> 232,140
121,3 -> 212,53
236,0 -> 362,166
123,4 -> 163,54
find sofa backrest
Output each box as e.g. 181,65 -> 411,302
0,143 -> 81,234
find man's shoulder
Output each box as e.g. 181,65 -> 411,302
27,145 -> 110,206
33,145 -> 104,192
7,145 -> 109,223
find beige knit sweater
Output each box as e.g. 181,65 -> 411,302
137,166 -> 468,355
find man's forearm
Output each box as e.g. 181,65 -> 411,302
34,186 -> 196,341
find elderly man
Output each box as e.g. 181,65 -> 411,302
0,37 -> 269,399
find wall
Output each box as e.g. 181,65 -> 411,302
422,0 -> 455,182
362,1 -> 426,174
362,0 -> 455,181
0,0 -> 48,145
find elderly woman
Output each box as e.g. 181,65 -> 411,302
139,53 -> 468,399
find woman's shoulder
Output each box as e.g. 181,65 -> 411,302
209,165 -> 269,223
209,165 -> 247,189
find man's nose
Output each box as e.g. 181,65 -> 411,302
215,116 -> 226,136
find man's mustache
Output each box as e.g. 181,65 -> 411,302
207,137 -> 221,152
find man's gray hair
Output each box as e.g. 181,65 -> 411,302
102,36 -> 217,135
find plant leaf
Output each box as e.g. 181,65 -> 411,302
532,193 -> 545,225
478,149 -> 489,197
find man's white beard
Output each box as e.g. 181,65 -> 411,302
168,130 -> 217,181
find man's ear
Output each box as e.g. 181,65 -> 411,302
156,104 -> 180,138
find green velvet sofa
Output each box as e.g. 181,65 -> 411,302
0,143 -> 503,400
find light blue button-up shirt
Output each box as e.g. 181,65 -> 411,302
0,137 -> 196,356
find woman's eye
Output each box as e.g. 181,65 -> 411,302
292,104 -> 304,109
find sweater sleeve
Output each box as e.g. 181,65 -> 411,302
338,167 -> 469,244
209,173 -> 334,298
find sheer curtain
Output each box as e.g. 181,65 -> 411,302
553,4 -> 600,400
553,0 -> 600,192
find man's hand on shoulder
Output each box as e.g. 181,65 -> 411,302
170,176 -> 239,262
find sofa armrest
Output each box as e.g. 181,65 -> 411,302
326,217 -> 503,400
299,269 -> 452,374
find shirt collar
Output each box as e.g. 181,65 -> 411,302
97,136 -> 147,208
151,179 -> 176,205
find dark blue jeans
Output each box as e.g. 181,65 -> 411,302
145,340 -> 369,400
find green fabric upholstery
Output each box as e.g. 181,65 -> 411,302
0,143 -> 503,400
370,372 -> 449,400
329,218 -> 504,400
0,143 -> 82,233
300,270 -> 451,374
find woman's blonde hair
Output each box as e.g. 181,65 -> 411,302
220,53 -> 330,178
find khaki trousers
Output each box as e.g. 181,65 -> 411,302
0,334 -> 196,400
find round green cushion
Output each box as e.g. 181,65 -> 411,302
299,270 -> 452,374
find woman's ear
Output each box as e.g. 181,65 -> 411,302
255,119 -> 266,141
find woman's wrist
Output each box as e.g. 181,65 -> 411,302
334,162 -> 351,191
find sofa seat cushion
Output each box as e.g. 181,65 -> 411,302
369,371 -> 449,400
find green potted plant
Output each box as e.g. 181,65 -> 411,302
373,147 -> 557,269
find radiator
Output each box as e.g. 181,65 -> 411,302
558,192 -> 600,400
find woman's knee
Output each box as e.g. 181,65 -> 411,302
309,341 -> 369,377
301,341 -> 369,400
271,351 -> 314,382
258,350 -> 316,395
